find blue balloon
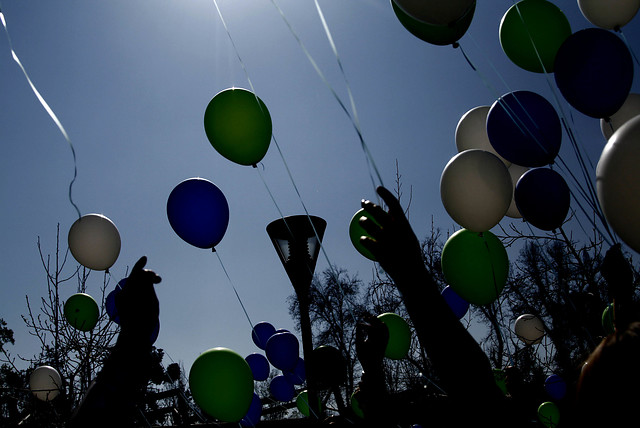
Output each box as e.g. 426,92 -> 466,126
240,393 -> 262,427
284,357 -> 306,385
487,91 -> 562,167
442,285 -> 469,319
270,375 -> 295,402
246,353 -> 270,381
265,332 -> 299,371
251,322 -> 276,350
150,319 -> 160,345
515,168 -> 570,231
105,279 -> 125,324
544,374 -> 567,401
166,178 -> 229,249
554,28 -> 633,119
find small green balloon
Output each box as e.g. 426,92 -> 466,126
64,293 -> 99,332
602,303 -> 615,335
204,88 -> 272,166
189,347 -> 254,422
493,368 -> 508,396
538,401 -> 560,428
349,208 -> 379,261
441,229 -> 509,306
351,392 -> 365,419
499,0 -> 571,73
377,312 -> 411,360
296,390 -> 322,417
391,0 -> 476,46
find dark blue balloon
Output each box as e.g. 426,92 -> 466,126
284,357 -> 306,385
105,279 -> 125,324
487,90 -> 562,167
265,332 -> 299,371
554,28 -> 633,119
270,375 -> 295,402
251,321 -> 276,350
149,319 -> 160,345
246,353 -> 270,381
544,374 -> 567,401
442,285 -> 469,319
166,178 -> 229,249
515,168 -> 570,231
240,393 -> 262,427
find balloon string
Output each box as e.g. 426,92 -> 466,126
214,250 -> 255,331
0,7 -> 81,221
617,28 -> 640,67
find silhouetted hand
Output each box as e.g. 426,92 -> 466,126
355,313 -> 389,374
601,244 -> 633,300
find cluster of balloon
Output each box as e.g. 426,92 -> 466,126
441,229 -> 509,306
554,28 -> 634,119
597,116 -> 640,253
348,208 -> 380,261
514,314 -> 545,345
29,365 -> 62,401
455,106 -> 510,167
377,313 -> 411,360
544,374 -> 567,401
602,303 -> 615,335
188,347 -> 254,423
63,293 -> 99,332
441,285 -> 469,320
600,93 -> 640,140
104,278 -> 160,344
499,0 -> 571,73
68,214 -> 121,271
166,178 -> 230,250
537,401 -> 560,428
390,0 -> 476,46
514,168 -> 570,231
203,88 -> 272,167
578,0 -> 640,30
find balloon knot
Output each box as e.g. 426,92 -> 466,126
604,116 -> 612,123
211,247 -> 217,253
252,164 -> 257,168
614,25 -> 621,33
452,42 -> 460,49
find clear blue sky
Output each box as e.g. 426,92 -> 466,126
0,0 -> 638,373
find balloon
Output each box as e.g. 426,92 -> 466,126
312,345 -> 347,389
578,0 -> 640,30
514,168 -> 570,231
245,353 -> 270,381
602,303 -> 615,335
544,374 -> 567,401
265,331 -> 299,371
514,314 -> 545,345
150,319 -> 160,345
441,229 -> 509,306
486,91 -> 562,167
296,390 -> 322,417
284,357 -> 306,385
105,279 -> 125,324
189,347 -> 254,422
440,149 -> 512,232
351,392 -> 365,419
204,88 -> 272,166
538,401 -> 560,428
270,375 -> 295,402
493,368 -> 508,396
251,321 -> 276,350
29,365 -> 62,401
166,178 -> 230,249
601,93 -> 640,140
455,106 -> 510,166
499,0 -> 571,73
506,164 -> 529,218
554,28 -> 634,119
349,208 -> 379,261
64,293 -> 99,332
377,312 -> 411,359
240,393 -> 262,427
391,0 -> 475,46
393,0 -> 475,26
597,116 -> 640,253
441,285 -> 469,319
68,214 -> 121,271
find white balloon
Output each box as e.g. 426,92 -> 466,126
514,314 -> 545,345
393,0 -> 475,26
506,164 -> 529,218
455,106 -> 511,167
597,115 -> 640,253
440,149 -> 513,232
30,365 -> 62,401
600,93 -> 640,140
68,214 -> 121,271
578,0 -> 640,30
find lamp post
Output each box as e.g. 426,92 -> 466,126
266,215 -> 326,420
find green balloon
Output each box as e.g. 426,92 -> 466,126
296,390 -> 322,417
64,293 -> 99,332
377,312 -> 411,360
441,229 -> 509,306
499,0 -> 571,73
493,368 -> 508,396
350,392 -> 365,419
349,208 -> 379,261
188,347 -> 254,422
602,303 -> 615,335
537,401 -> 560,428
204,88 -> 272,166
391,0 -> 476,46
